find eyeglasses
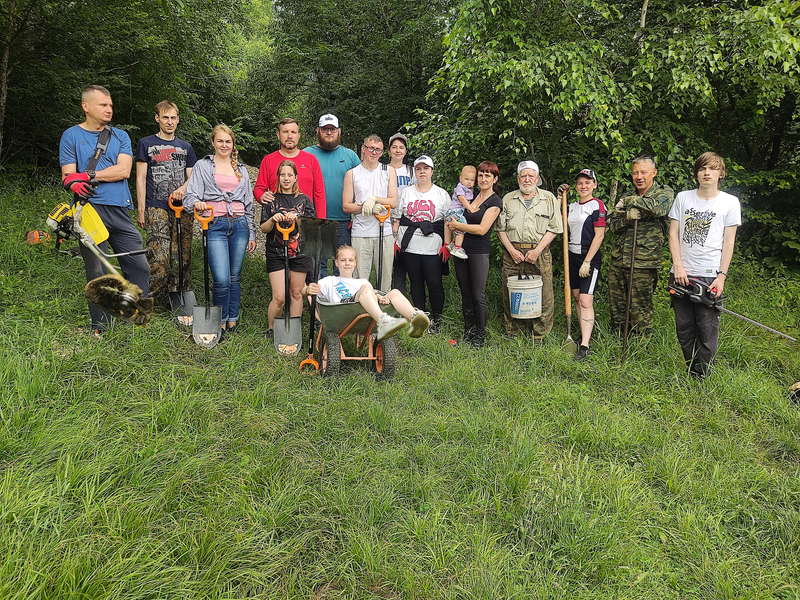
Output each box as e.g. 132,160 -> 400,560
320,127 -> 338,133
363,145 -> 383,154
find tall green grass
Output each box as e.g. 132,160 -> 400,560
1,184 -> 799,599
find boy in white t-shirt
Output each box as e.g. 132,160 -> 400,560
303,244 -> 430,340
668,152 -> 741,379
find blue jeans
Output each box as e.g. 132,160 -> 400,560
207,215 -> 249,323
319,220 -> 352,278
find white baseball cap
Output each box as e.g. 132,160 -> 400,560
318,114 -> 339,128
517,160 -> 539,175
414,155 -> 434,168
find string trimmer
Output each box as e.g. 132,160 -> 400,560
668,277 -> 796,342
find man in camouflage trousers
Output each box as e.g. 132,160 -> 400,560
607,156 -> 674,337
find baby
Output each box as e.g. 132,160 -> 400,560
304,244 -> 430,340
444,165 -> 477,259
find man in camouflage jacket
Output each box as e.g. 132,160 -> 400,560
607,156 -> 674,337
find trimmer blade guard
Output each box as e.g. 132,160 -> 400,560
84,274 -> 154,325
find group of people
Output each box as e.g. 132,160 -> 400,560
59,85 -> 740,378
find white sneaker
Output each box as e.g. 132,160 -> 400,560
408,310 -> 431,338
446,242 -> 456,253
377,313 -> 408,341
451,246 -> 468,260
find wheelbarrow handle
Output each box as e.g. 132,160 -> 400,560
375,204 -> 392,224
194,205 -> 215,230
276,220 -> 296,240
168,194 -> 184,218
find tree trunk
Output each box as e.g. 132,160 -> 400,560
0,0 -> 17,164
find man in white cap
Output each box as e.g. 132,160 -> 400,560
306,114 -> 360,275
342,134 -> 397,291
495,160 -> 563,338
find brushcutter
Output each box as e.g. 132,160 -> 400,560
668,277 -> 796,342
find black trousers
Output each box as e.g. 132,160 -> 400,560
670,274 -> 721,378
403,252 -> 444,317
454,253 -> 490,336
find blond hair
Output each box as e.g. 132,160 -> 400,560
155,100 -> 179,116
693,152 -> 726,180
275,160 -> 300,196
210,124 -> 241,181
461,165 -> 477,178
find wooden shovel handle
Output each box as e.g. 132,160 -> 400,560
561,189 -> 571,317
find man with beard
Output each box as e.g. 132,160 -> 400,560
306,114 -> 360,275
254,118 -> 326,218
495,161 -> 563,338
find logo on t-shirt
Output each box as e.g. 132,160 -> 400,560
334,281 -> 354,300
683,207 -> 716,247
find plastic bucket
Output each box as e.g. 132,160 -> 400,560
507,273 -> 543,319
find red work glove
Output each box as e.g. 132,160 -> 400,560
439,245 -> 451,262
63,172 -> 95,199
394,241 -> 401,256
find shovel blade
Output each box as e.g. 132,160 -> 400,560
274,316 -> 303,356
562,336 -> 578,356
170,290 -> 198,317
192,304 -> 222,349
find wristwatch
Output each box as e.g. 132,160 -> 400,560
716,270 -> 727,277
87,169 -> 96,182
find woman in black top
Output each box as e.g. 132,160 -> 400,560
446,160 -> 502,348
260,160 -> 315,337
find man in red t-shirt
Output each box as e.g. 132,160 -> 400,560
254,118 -> 326,218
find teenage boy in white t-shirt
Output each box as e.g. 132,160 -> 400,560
668,152 -> 741,379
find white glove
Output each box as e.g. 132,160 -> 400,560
627,207 -> 641,220
615,200 -> 625,213
579,260 -> 591,278
361,195 -> 378,216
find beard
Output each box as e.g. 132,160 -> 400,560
318,130 -> 341,151
519,184 -> 536,195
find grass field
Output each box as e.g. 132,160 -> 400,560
2,184 -> 800,599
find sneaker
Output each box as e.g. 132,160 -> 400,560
377,313 -> 408,341
470,333 -> 485,349
575,345 -> 590,361
451,246 -> 468,260
446,242 -> 456,253
409,310 -> 431,338
427,316 -> 443,335
265,328 -> 274,340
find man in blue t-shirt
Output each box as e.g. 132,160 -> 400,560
306,114 -> 360,276
135,100 -> 197,318
59,84 -> 150,334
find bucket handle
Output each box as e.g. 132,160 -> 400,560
517,262 -> 532,280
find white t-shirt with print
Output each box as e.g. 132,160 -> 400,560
668,189 -> 741,276
317,275 -> 372,303
395,184 -> 451,255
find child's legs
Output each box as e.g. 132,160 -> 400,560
354,284 -> 385,322
267,269 -> 286,329
454,213 -> 467,247
383,288 -> 415,320
289,270 -> 307,317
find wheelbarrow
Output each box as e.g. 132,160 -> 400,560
315,299 -> 399,380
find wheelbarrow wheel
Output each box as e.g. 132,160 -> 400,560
374,337 -> 397,380
320,330 -> 341,377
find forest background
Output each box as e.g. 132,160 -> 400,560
2,0 -> 800,273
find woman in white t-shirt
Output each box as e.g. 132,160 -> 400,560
395,155 -> 451,333
668,151 -> 741,379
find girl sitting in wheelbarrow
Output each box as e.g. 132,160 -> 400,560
260,160 -> 315,340
303,245 -> 430,341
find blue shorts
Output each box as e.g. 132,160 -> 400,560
445,207 -> 467,224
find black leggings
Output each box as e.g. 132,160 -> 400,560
454,253 -> 490,334
403,252 -> 444,316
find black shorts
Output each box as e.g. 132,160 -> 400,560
266,253 -> 314,274
569,252 -> 600,295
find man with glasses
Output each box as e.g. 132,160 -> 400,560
306,114 -> 360,275
607,155 -> 674,338
254,117 -> 327,217
495,160 -> 563,338
342,134 -> 397,291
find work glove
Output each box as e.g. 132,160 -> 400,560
63,172 -> 95,199
361,195 -> 378,216
579,260 -> 591,278
394,241 -> 401,256
627,207 -> 641,220
557,183 -> 570,197
615,199 -> 625,213
439,245 -> 451,263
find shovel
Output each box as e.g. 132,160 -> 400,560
168,195 -> 197,324
561,188 -> 577,356
298,217 -> 340,372
274,220 -> 302,356
193,206 -> 222,349
375,204 -> 391,292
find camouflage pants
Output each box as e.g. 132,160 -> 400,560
502,246 -> 554,338
145,207 -> 193,295
607,263 -> 658,337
